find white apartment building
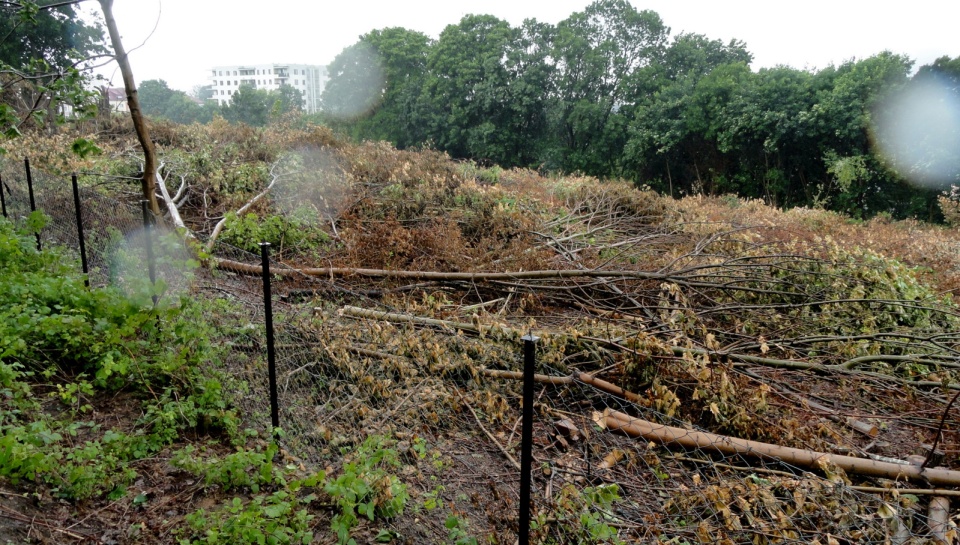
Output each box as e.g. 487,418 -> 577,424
209,64 -> 328,113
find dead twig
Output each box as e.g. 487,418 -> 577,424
454,387 -> 520,470
0,504 -> 93,541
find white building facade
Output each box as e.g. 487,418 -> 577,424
209,64 -> 327,113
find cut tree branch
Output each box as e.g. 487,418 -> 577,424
604,410 -> 960,487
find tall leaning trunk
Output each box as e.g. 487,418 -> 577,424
99,0 -> 162,218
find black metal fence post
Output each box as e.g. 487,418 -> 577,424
0,173 -> 7,218
71,174 -> 90,287
260,242 -> 280,434
24,158 -> 40,251
140,200 -> 158,305
519,333 -> 539,545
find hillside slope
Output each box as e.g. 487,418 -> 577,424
3,120 -> 960,543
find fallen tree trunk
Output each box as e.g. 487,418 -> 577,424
604,410 -> 960,487
214,259 -> 668,282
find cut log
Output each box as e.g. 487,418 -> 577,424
481,369 -> 573,386
929,496 -> 953,544
604,410 -> 960,487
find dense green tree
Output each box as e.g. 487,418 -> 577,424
322,27 -> 432,147
317,6 -> 953,222
423,14 -> 517,163
0,1 -> 107,138
191,84 -> 215,103
0,1 -> 105,69
803,52 -> 913,217
270,84 -> 303,117
721,66 -> 820,206
499,19 -> 556,167
622,34 -> 753,196
657,33 -> 752,82
137,79 -> 214,124
138,79 -> 177,115
321,41 -> 384,122
221,84 -> 271,126
549,0 -> 668,175
219,84 -> 301,127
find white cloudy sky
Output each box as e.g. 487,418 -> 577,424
91,0 -> 959,92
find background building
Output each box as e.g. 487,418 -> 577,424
209,64 -> 327,113
104,87 -> 129,113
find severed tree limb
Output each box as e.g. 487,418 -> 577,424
678,455 -> 960,497
156,163 -> 186,230
851,486 -> 960,498
214,260 -> 670,282
482,368 -> 643,402
604,410 -> 960,487
339,305 -> 482,334
481,369 -> 573,386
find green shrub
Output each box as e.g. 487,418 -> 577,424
0,215 -> 244,499
179,483 -> 318,545
172,442 -> 286,493
325,436 -> 409,545
219,210 -> 330,256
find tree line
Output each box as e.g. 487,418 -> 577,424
319,0 -> 960,221
2,0 -> 958,221
135,80 -> 305,127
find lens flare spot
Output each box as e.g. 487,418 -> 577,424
871,76 -> 960,189
321,42 -> 385,121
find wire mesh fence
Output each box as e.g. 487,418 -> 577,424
1,158 -> 192,291
2,155 -> 956,543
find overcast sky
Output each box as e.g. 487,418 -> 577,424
92,0 -> 959,92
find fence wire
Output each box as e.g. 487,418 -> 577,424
2,156 -> 954,544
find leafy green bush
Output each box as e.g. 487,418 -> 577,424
0,215 -> 243,499
0,214 -> 157,386
219,210 -> 330,256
